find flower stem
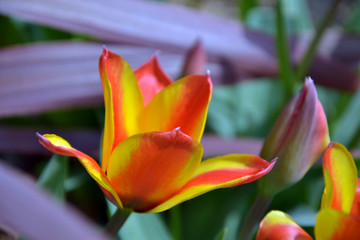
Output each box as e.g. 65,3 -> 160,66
296,0 -> 344,80
104,208 -> 131,238
275,0 -> 297,99
169,205 -> 183,240
237,192 -> 273,240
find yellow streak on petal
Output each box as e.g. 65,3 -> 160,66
262,210 -> 300,226
148,155 -> 275,213
315,209 -> 360,240
321,142 -> 358,214
39,133 -> 123,208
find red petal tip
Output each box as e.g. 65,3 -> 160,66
101,47 -> 109,58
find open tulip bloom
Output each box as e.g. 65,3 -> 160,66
256,142 -> 360,240
37,48 -> 275,213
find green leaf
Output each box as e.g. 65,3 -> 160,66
244,0 -> 312,35
237,0 -> 257,21
332,88 -> 360,147
106,201 -> 172,240
245,7 -> 276,35
37,154 -> 68,201
287,205 -> 317,227
0,16 -> 26,46
120,213 -> 173,240
207,79 -> 285,137
281,0 -> 313,31
344,1 -> 360,33
214,228 -> 227,240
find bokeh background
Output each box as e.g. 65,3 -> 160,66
0,0 -> 359,239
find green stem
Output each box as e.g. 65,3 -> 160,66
296,0 -> 343,80
169,205 -> 183,240
275,0 -> 296,99
237,192 -> 273,240
104,208 -> 131,238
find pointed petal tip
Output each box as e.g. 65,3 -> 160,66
153,50 -> 161,58
269,157 -> 277,168
305,76 -> 314,84
144,49 -> 161,65
101,46 -> 109,58
36,132 -> 48,144
304,76 -> 317,92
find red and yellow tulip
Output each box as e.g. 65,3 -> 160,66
37,48 -> 275,213
256,210 -> 312,240
256,143 -> 360,240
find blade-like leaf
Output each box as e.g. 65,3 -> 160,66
0,42 -> 221,118
37,154 -> 68,200
0,0 -> 276,68
332,88 -> 360,147
0,0 -> 358,91
214,228 -> 227,240
0,161 -> 108,240
0,127 -> 263,157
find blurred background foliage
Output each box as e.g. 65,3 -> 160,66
0,0 -> 359,239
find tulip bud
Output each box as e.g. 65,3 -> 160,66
259,77 -> 330,197
180,39 -> 207,77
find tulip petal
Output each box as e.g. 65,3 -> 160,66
351,178 -> 360,216
36,133 -> 122,208
315,208 -> 360,240
106,129 -> 203,212
256,210 -> 312,240
139,74 -> 212,142
321,142 -> 358,214
134,54 -> 173,106
99,47 -> 144,171
149,154 -> 276,213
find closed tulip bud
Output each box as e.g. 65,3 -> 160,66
181,40 -> 207,77
259,77 -> 330,197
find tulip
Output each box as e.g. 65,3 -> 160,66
256,143 -> 360,240
256,210 -> 312,240
259,77 -> 330,197
38,48 -> 275,213
315,142 -> 360,239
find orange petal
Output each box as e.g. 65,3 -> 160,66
99,47 -> 144,171
36,133 -> 122,208
106,128 -> 203,212
139,74 -> 212,142
256,210 -> 312,240
321,142 -> 358,214
315,208 -> 360,240
351,178 -> 360,216
149,154 -> 276,213
134,53 -> 173,106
